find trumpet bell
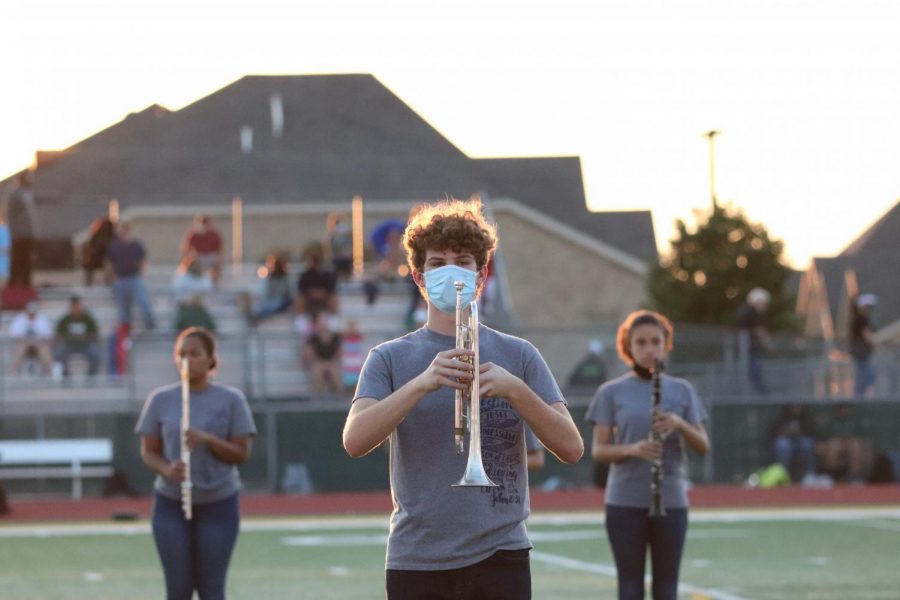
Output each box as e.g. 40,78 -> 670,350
452,458 -> 498,488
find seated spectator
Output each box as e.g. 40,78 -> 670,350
172,257 -> 214,305
81,216 -> 115,287
174,294 -> 217,332
53,295 -> 101,377
180,213 -> 223,284
821,402 -> 869,484
567,339 -> 609,392
295,253 -> 337,317
770,404 -> 818,484
247,254 -> 292,325
340,319 -> 364,390
405,297 -> 428,331
8,301 -> 53,375
302,312 -> 342,399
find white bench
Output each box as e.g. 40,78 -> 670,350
0,439 -> 114,500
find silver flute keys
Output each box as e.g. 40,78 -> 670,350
180,358 -> 193,520
649,359 -> 666,517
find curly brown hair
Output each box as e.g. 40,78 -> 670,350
403,198 -> 498,273
616,310 -> 674,367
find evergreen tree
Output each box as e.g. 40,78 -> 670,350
647,203 -> 796,330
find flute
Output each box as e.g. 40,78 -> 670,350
180,357 -> 193,520
649,359 -> 666,518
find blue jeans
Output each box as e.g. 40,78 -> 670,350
774,435 -> 816,478
251,297 -> 291,322
748,350 -> 769,394
151,492 -> 240,600
605,505 -> 688,600
853,358 -> 875,396
113,276 -> 156,328
53,341 -> 100,375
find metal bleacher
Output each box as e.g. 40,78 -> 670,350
0,264 -> 412,412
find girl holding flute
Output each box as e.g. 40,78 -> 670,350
136,327 -> 256,600
586,311 -> 709,600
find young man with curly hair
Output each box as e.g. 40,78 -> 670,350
343,197 -> 583,599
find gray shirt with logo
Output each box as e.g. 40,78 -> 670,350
585,372 -> 707,509
135,382 -> 257,504
354,325 -> 563,571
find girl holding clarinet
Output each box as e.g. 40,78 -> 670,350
136,327 -> 256,600
586,311 -> 709,600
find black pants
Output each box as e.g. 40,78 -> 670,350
386,548 -> 531,600
605,505 -> 688,600
9,237 -> 34,287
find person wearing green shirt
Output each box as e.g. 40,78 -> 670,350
54,295 -> 101,376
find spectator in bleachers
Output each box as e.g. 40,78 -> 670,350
172,257 -> 214,305
340,319 -> 364,391
324,212 -> 353,281
6,171 -> 38,288
8,300 -> 53,375
295,252 -> 337,318
246,253 -> 292,325
175,294 -> 217,333
0,213 -> 10,288
405,296 -> 428,331
53,294 -> 101,377
821,402 -> 869,484
567,338 -> 609,393
770,403 -> 818,484
849,293 -> 877,397
180,213 -> 224,285
302,312 -> 342,399
105,220 -> 156,331
739,287 -> 771,394
81,216 -> 115,287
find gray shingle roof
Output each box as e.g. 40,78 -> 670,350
3,74 -> 657,264
813,200 -> 900,333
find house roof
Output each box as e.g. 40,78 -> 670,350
3,74 -> 657,264
810,200 -> 900,334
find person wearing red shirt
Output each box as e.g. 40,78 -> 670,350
180,214 -> 223,284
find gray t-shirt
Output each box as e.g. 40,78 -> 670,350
135,382 -> 257,504
585,372 -> 706,509
353,325 -> 564,571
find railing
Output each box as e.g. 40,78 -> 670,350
2,322 -> 897,494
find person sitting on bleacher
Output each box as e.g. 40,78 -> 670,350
295,252 -> 337,318
53,294 -> 101,377
174,293 -> 217,333
172,257 -> 214,305
247,253 -> 293,325
172,257 -> 217,333
8,300 -> 53,376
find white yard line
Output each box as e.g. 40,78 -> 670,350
835,518 -> 900,533
531,550 -> 752,600
1,506 -> 897,538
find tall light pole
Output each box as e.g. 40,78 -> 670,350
704,130 -> 720,210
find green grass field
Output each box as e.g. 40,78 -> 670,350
1,509 -> 898,599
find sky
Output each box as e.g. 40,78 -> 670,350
4,0 -> 899,269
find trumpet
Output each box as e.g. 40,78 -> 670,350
180,358 -> 193,520
649,359 -> 665,518
452,281 -> 498,488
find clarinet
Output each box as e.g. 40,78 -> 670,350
180,358 -> 193,520
649,359 -> 666,518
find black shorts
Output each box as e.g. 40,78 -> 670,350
386,548 -> 531,600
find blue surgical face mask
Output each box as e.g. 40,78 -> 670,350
423,265 -> 478,314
